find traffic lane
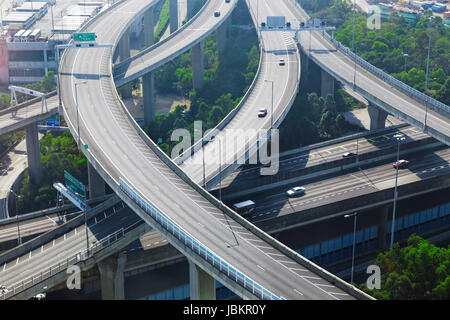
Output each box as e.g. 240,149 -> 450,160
0,207 -> 140,289
220,125 -> 428,186
179,0 -> 301,181
117,0 -> 236,82
244,147 -> 450,222
180,28 -> 299,183
303,24 -> 450,138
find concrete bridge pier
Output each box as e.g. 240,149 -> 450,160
144,6 -> 155,47
143,73 -> 155,125
170,0 -> 179,34
189,260 -> 216,300
192,40 -> 205,90
98,253 -> 127,300
377,206 -> 389,251
88,162 -> 105,199
187,0 -> 195,18
142,7 -> 156,126
321,69 -> 335,98
119,28 -> 132,99
25,123 -> 42,185
216,18 -> 229,53
368,103 -> 388,130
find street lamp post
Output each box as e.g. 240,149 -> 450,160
344,212 -> 358,284
390,133 -> 406,249
74,81 -> 87,148
9,189 -> 22,246
424,30 -> 431,130
265,80 -> 274,129
218,138 -> 222,202
351,0 -> 357,89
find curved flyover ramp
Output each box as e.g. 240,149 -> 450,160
176,0 -> 301,188
59,0 -> 371,300
113,0 -> 237,87
289,0 -> 449,145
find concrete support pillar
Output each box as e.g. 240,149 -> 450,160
189,260 -> 216,300
320,69 -> 335,98
187,0 -> 195,18
216,20 -> 228,53
119,28 -> 132,99
368,103 -> 388,130
144,6 -> 154,47
88,162 -> 105,199
192,40 -> 205,90
378,206 -> 389,251
98,253 -> 127,300
143,72 -> 155,125
43,49 -> 48,76
25,123 -> 42,185
170,0 -> 179,34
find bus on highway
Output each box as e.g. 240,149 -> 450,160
232,200 -> 256,217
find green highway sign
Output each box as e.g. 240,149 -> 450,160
64,170 -> 86,199
73,33 -> 96,42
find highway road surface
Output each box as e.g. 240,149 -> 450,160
218,125 -> 431,189
0,202 -> 138,291
178,0 -> 301,186
237,146 -> 450,223
59,0 -> 361,299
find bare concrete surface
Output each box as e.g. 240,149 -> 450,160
342,107 -> 405,130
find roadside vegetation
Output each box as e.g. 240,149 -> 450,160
360,234 -> 450,300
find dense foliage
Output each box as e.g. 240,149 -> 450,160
145,2 -> 260,156
300,0 -> 450,104
360,234 -> 450,300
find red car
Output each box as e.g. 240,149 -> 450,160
258,108 -> 268,118
393,159 -> 409,169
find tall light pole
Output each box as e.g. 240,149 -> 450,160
402,53 -> 408,83
9,189 -> 22,246
424,28 -> 431,130
351,0 -> 357,89
265,80 -> 274,129
218,137 -> 222,202
344,212 -> 358,284
74,81 -> 87,148
390,133 -> 406,249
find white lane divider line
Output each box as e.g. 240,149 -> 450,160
257,265 -> 265,271
328,292 -> 350,296
46,215 -> 57,225
294,288 -> 304,296
301,275 -> 321,280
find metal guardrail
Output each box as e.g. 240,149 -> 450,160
119,178 -> 283,300
291,0 -> 450,117
0,220 -> 142,300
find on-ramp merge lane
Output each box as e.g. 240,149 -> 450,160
60,0 -> 359,299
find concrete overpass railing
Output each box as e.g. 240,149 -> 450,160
1,219 -> 149,300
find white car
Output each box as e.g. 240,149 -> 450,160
286,187 -> 306,197
279,58 -> 285,66
0,285 -> 8,294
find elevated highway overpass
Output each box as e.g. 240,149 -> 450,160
289,0 -> 450,146
58,0 -> 369,300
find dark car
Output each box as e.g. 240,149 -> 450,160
393,159 -> 409,169
258,108 -> 268,118
214,11 -> 220,17
342,152 -> 356,158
